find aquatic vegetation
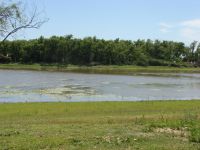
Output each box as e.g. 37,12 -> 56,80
36,86 -> 96,96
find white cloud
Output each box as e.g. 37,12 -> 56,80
180,19 -> 200,40
159,22 -> 172,28
180,28 -> 200,40
159,22 -> 172,33
159,19 -> 200,41
181,19 -> 200,28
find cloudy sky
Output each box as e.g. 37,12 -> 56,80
21,0 -> 200,45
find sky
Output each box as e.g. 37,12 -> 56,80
18,0 -> 200,45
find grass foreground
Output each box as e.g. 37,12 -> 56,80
1,100 -> 200,149
1,63 -> 200,74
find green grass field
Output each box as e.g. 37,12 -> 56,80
1,63 -> 200,74
1,101 -> 200,149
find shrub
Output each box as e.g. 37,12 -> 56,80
189,127 -> 200,143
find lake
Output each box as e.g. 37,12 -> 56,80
0,69 -> 200,102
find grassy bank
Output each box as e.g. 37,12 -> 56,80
1,101 -> 200,149
0,63 -> 200,74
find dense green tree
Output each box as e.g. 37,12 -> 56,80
0,35 -> 198,67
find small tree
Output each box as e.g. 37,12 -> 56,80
0,0 -> 48,62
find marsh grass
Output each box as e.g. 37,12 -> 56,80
1,63 -> 200,74
0,101 -> 200,149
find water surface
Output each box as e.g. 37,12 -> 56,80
0,69 -> 200,102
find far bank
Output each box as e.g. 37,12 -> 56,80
1,64 -> 200,75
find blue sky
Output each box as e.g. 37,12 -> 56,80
20,0 -> 200,44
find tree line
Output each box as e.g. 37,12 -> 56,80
0,35 -> 200,67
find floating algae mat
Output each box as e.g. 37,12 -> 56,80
36,85 -> 96,95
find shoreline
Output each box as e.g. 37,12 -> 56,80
0,99 -> 199,104
0,63 -> 200,74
